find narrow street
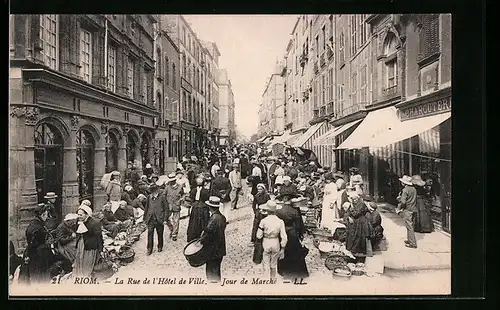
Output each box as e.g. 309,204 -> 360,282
106,185 -> 450,296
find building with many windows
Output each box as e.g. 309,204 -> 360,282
258,61 -> 285,137
159,15 -> 223,157
216,69 -> 236,146
273,14 -> 452,232
153,18 -> 181,172
201,40 -> 222,147
9,14 -> 159,248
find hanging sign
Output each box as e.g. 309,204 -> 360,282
400,96 -> 451,121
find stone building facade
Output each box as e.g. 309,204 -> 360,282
9,14 -> 159,248
259,62 -> 285,137
216,69 -> 236,146
159,15 -> 221,157
153,19 -> 181,171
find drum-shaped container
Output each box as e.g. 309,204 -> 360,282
183,239 -> 207,267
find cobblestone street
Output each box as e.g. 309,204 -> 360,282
111,186 -> 330,282
105,186 -> 451,295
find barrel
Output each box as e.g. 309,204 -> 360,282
183,238 -> 207,267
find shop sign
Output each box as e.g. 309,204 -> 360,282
400,96 -> 451,121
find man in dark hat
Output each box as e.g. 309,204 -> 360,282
143,184 -> 169,255
200,196 -> 227,283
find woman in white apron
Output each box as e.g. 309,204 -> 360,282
320,173 -> 339,232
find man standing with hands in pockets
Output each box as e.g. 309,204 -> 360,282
228,163 -> 242,210
144,184 -> 169,255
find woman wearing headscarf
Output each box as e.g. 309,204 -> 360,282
349,167 -> 364,196
412,175 -> 434,233
23,203 -> 54,284
320,173 -> 339,232
342,191 -> 373,263
73,204 -> 103,278
251,183 -> 271,244
276,199 -> 309,280
54,213 -> 78,263
187,176 -> 211,242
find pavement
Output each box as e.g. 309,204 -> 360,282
376,202 -> 451,271
8,183 -> 451,295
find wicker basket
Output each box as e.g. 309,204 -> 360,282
311,228 -> 333,242
118,247 -> 135,264
325,252 -> 348,270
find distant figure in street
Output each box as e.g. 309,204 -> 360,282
251,183 -> 271,244
228,163 -> 243,210
144,163 -> 154,179
211,170 -> 232,224
199,196 -> 227,283
144,184 -> 169,255
106,171 -> 123,202
395,175 -> 418,249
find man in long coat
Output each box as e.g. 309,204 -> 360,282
143,184 -> 169,255
200,196 -> 227,283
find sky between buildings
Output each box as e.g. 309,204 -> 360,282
184,15 -> 300,139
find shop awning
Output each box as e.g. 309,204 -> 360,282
256,136 -> 267,143
336,106 -> 400,150
367,112 -> 451,147
268,130 -> 301,148
291,122 -> 324,147
313,119 -> 363,146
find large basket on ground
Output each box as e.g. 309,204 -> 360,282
311,228 -> 333,242
118,246 -> 135,264
324,251 -> 349,270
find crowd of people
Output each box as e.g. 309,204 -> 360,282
10,142 -> 439,285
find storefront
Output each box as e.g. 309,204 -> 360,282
337,89 -> 452,232
291,121 -> 334,168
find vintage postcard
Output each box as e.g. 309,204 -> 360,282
9,14 -> 451,296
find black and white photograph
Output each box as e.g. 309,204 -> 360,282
9,14 -> 453,296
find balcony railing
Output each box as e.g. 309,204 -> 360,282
320,53 -> 326,67
382,85 -> 400,100
299,53 -> 308,67
327,47 -> 334,60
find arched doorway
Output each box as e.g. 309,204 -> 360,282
34,123 -> 64,220
126,131 -> 137,164
76,129 -> 95,204
105,131 -> 119,173
141,133 -> 152,170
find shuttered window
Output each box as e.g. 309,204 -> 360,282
418,14 -> 440,62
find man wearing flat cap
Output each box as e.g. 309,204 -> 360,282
144,184 -> 170,255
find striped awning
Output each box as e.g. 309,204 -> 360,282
268,130 -> 301,148
367,112 -> 451,148
313,119 -> 363,146
291,122 -> 324,147
256,136 -> 267,143
337,106 -> 400,149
